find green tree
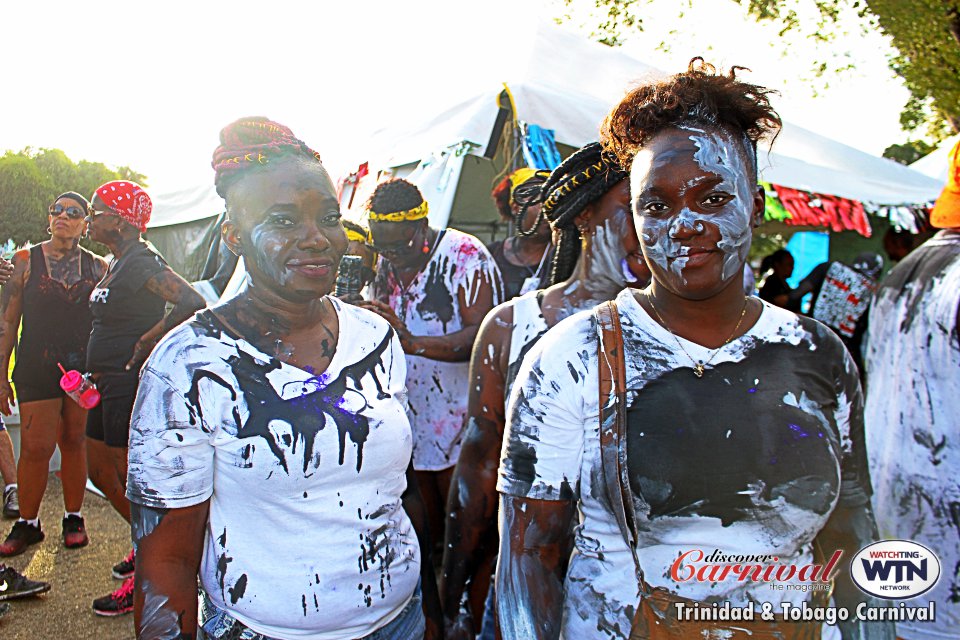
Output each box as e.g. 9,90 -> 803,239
559,0 -> 959,139
0,148 -> 147,248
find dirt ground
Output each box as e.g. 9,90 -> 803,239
0,473 -> 135,639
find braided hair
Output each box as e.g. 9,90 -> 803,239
539,142 -> 628,285
212,116 -> 325,200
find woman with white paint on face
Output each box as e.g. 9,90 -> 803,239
496,61 -> 892,640
441,142 -> 649,639
125,117 -> 442,640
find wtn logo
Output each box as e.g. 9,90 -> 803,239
861,558 -> 927,583
851,540 -> 941,600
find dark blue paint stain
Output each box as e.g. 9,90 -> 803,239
184,328 -> 394,474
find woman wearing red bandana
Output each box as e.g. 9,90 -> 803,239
83,180 -> 205,617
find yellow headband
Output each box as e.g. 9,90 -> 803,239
367,200 -> 429,223
508,168 -> 539,191
344,226 -> 369,244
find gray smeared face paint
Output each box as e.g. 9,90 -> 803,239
631,126 -> 759,294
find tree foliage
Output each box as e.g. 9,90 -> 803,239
0,148 -> 147,248
560,0 -> 960,139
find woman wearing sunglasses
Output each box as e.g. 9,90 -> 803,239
0,192 -> 107,557
362,179 -> 502,552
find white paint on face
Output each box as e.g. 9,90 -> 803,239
590,214 -> 631,290
635,127 -> 758,286
690,130 -> 756,281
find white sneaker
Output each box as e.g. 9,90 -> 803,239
2,487 -> 18,519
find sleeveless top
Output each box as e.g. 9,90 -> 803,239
12,245 -> 100,390
504,290 -> 549,398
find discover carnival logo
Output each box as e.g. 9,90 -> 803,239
668,541 -> 941,625
850,540 -> 941,600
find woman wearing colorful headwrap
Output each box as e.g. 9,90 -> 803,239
487,168 -> 553,300
84,180 -> 205,616
0,192 -> 107,558
362,179 -> 502,551
126,117 -> 441,639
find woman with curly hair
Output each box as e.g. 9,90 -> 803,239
496,61 -> 891,639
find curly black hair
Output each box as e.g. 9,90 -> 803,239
601,58 -> 781,175
366,179 -> 424,217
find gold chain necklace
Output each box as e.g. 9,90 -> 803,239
645,293 -> 749,378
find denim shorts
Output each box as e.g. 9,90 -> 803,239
198,582 -> 425,640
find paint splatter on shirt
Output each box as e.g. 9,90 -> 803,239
370,228 -> 502,471
126,299 -> 420,640
498,289 -> 868,639
864,230 -> 960,640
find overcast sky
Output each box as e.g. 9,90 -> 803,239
2,0 -> 910,193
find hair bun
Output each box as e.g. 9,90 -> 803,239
212,116 -> 322,198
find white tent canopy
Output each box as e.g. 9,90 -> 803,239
356,21 -> 942,210
909,134 -> 958,183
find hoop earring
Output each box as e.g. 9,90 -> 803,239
46,226 -> 52,235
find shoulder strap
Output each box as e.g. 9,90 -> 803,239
595,300 -> 646,589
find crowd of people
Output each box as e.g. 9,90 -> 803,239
0,60 -> 955,640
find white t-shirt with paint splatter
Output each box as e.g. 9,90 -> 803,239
370,228 -> 502,471
126,299 -> 420,640
864,230 -> 960,640
498,289 -> 868,639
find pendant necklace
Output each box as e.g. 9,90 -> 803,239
645,294 -> 749,378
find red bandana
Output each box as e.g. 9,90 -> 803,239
95,181 -> 152,232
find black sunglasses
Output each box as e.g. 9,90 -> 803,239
370,224 -> 423,255
49,203 -> 87,219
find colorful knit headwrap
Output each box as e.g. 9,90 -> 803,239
93,181 -> 152,232
212,117 -> 323,198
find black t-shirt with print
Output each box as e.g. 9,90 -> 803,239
86,241 -> 167,372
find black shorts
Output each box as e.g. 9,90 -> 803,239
12,381 -> 65,404
85,372 -> 140,448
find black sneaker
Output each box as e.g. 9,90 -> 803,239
62,515 -> 89,549
0,564 -> 51,601
0,520 -> 44,557
111,548 -> 135,580
92,576 -> 134,616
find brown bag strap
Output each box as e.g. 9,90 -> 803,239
595,301 -> 646,590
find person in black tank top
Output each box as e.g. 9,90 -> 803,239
82,180 -> 206,617
0,192 -> 107,558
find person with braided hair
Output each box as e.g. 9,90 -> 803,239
125,118 -> 441,639
441,142 -> 648,639
486,168 -> 554,300
362,178 -> 502,553
497,61 -> 890,639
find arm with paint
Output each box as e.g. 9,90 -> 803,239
495,319 -> 587,639
363,252 -> 500,362
496,496 -> 576,640
126,268 -> 206,371
815,347 -> 894,640
132,501 -> 209,639
0,250 -> 28,415
127,365 -> 218,639
441,306 -> 512,637
400,461 -> 444,640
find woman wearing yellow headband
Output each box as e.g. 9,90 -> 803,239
362,178 -> 502,552
487,168 -> 554,300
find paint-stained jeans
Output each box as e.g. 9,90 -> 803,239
197,583 -> 424,640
